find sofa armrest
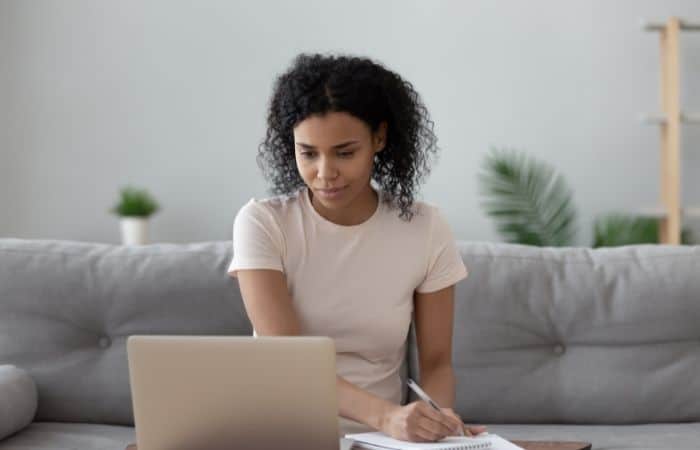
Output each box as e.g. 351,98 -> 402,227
0,365 -> 37,441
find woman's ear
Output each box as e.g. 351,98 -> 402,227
375,121 -> 388,152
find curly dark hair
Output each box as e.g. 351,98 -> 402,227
257,53 -> 440,221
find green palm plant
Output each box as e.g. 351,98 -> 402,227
478,147 -> 577,246
593,214 -> 695,247
479,148 -> 696,247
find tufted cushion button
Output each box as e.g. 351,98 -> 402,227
553,344 -> 565,355
98,336 -> 112,348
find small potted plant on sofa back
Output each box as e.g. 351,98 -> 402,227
110,186 -> 160,245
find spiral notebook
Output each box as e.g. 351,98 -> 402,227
345,432 -> 525,450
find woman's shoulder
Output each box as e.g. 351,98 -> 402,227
380,194 -> 443,230
235,189 -> 304,229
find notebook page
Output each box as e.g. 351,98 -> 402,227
346,432 -> 524,450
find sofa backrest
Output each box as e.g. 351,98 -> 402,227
0,238 -> 251,425
408,241 -> 700,424
1,238 -> 699,426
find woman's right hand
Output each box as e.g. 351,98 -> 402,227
380,401 -> 463,442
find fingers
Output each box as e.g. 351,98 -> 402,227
421,402 -> 460,434
438,407 -> 467,436
432,407 -> 488,438
467,425 -> 488,435
412,425 -> 443,442
404,402 -> 479,442
410,403 -> 458,441
414,416 -> 451,441
438,407 -> 487,437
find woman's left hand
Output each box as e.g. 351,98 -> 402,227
440,408 -> 488,437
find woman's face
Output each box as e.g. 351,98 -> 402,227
293,111 -> 386,212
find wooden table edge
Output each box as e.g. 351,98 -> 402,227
511,441 -> 592,450
127,440 -> 592,450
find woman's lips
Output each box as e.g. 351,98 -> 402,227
317,186 -> 347,199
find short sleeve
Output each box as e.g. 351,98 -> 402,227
416,206 -> 468,293
227,199 -> 285,278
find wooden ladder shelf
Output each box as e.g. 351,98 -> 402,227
640,17 -> 700,244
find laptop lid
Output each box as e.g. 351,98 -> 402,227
127,335 -> 340,450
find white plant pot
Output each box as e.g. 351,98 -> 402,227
120,217 -> 149,245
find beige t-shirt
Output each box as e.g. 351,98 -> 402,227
227,187 -> 468,435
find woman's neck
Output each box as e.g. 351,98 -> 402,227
309,185 -> 378,226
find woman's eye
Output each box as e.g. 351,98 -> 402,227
299,150 -> 353,159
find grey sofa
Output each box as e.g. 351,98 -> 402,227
1,238 -> 699,450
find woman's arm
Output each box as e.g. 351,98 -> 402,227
235,269 -> 397,429
414,285 -> 488,437
236,269 -> 465,440
413,285 -> 457,407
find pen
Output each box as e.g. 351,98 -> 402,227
406,378 -> 465,437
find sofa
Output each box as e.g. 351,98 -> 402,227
1,237 -> 699,450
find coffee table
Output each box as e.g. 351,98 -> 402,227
126,440 -> 592,449
510,442 -> 591,450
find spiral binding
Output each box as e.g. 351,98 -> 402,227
453,443 -> 490,450
436,442 -> 491,450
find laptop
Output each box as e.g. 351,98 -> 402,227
127,335 -> 346,450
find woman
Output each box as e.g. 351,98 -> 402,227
227,53 -> 487,442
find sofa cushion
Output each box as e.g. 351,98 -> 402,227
0,239 -> 251,426
0,365 -> 37,441
0,422 -> 135,450
411,242 -> 700,424
1,422 -> 698,450
485,422 -> 700,450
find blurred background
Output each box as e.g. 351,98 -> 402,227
1,0 -> 699,246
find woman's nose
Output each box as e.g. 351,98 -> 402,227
317,159 -> 338,180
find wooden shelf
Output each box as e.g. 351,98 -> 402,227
640,18 -> 700,32
635,17 -> 699,244
639,112 -> 700,125
627,206 -> 700,219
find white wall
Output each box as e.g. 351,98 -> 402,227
1,0 -> 699,245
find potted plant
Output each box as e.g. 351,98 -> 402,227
478,147 -> 578,246
592,214 -> 694,247
478,147 -> 695,247
110,186 -> 160,245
